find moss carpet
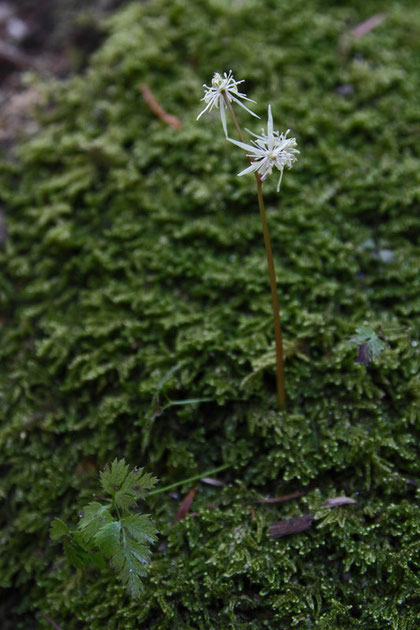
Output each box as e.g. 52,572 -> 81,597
0,0 -> 419,627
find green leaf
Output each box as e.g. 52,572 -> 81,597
92,513 -> 157,599
78,502 -> 113,542
50,517 -> 106,569
63,532 -> 96,570
100,459 -> 129,496
51,460 -> 158,598
112,531 -> 154,598
122,513 -> 157,546
100,458 -> 158,511
93,521 -> 122,557
50,518 -> 71,541
349,325 -> 389,365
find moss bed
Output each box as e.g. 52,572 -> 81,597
1,0 -> 419,627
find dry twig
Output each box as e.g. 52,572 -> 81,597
140,83 -> 181,129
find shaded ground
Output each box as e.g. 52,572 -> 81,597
0,0 -> 127,148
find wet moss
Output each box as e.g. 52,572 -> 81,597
0,0 -> 419,627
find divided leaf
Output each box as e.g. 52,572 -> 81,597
50,518 -> 71,541
92,513 -> 157,599
122,513 -> 158,546
51,459 -> 158,598
349,325 -> 389,365
78,502 -> 113,542
100,458 -> 158,511
66,530 -> 106,570
50,519 -> 104,570
93,520 -> 122,557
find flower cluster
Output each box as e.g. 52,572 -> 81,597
197,71 -> 299,191
228,105 -> 299,191
196,70 -> 259,137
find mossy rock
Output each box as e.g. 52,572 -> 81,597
0,0 -> 419,628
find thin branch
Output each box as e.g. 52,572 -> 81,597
149,463 -> 230,496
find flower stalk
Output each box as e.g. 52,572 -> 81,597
223,94 -> 286,410
197,71 -> 298,410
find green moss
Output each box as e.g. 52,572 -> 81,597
0,0 -> 419,627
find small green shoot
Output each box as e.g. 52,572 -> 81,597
51,459 -> 158,599
349,325 -> 390,365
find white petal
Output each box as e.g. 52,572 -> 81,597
196,100 -> 214,120
237,162 -> 259,177
267,105 -> 273,141
231,96 -> 260,119
220,100 -> 228,137
227,137 -> 256,152
237,94 -> 257,103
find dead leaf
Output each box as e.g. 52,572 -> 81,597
323,496 -> 357,508
256,490 -> 305,504
269,514 -> 314,538
200,477 -> 225,487
350,13 -> 385,39
174,488 -> 197,523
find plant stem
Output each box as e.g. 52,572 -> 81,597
223,94 -> 286,410
148,463 -> 230,496
255,177 -> 286,409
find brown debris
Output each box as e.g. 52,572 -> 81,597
140,83 -> 182,129
174,488 -> 197,522
39,612 -> 64,630
339,13 -> 386,55
200,476 -> 225,487
269,514 -> 314,538
256,490 -> 306,504
323,496 -> 357,508
350,13 -> 386,39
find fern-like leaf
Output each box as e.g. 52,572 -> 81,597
50,518 -> 71,541
50,518 -> 104,569
92,513 -> 157,598
100,458 -> 158,511
51,459 -> 158,598
78,502 -> 113,542
123,513 -> 157,546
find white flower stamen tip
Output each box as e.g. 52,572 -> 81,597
197,70 -> 259,137
228,105 -> 299,192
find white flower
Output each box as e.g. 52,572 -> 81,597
228,105 -> 299,191
196,70 -> 259,137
